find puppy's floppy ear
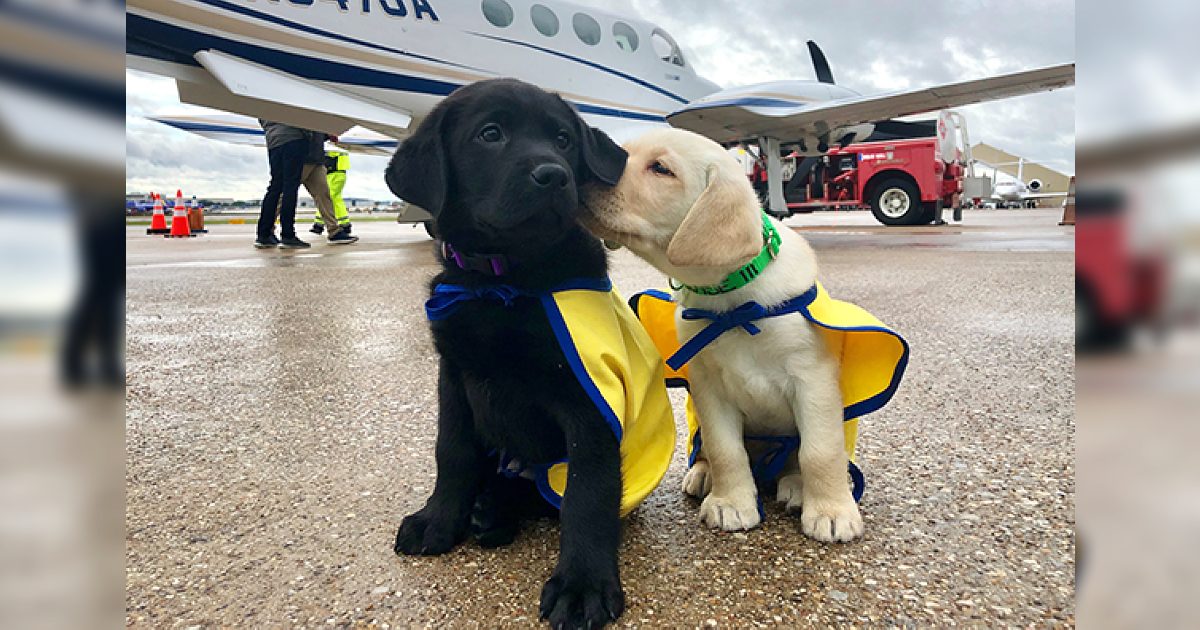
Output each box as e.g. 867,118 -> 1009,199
386,103 -> 451,215
666,164 -> 763,268
576,117 -> 627,186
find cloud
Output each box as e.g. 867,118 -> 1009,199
125,0 -> 1078,198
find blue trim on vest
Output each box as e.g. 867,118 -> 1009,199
639,288 -> 674,302
688,430 -> 866,504
787,305 -> 910,422
424,278 -> 612,321
539,294 -> 623,442
665,284 -> 909,421
533,461 -> 566,510
667,285 -> 819,370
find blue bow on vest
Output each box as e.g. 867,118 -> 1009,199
424,278 -> 615,321
425,283 -> 528,321
665,284 -> 819,371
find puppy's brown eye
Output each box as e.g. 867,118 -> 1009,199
478,124 -> 505,143
649,161 -> 673,176
555,131 -> 572,150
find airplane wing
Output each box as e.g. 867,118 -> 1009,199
132,49 -> 415,141
150,113 -> 399,156
668,63 -> 1075,142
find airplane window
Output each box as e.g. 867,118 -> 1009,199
531,4 -> 559,36
572,13 -> 601,46
482,0 -> 513,28
612,22 -> 639,52
651,28 -> 685,66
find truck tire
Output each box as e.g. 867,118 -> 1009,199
1077,284 -> 1131,352
869,178 -> 923,226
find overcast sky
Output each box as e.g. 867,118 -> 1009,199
125,0 -> 1076,201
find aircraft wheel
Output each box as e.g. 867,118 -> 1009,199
423,220 -> 439,239
870,178 -> 923,226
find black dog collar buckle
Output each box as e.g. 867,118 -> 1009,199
441,241 -> 511,277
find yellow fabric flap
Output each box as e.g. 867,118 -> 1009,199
540,289 -> 676,517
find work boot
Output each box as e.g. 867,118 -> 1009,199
310,223 -> 324,235
341,223 -> 352,235
328,229 -> 359,245
279,236 -> 311,249
254,234 -> 280,249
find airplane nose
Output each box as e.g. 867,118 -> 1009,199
530,163 -> 570,189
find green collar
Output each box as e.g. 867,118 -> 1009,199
671,212 -> 781,296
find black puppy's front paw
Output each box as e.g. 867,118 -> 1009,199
393,508 -> 468,556
539,566 -> 625,630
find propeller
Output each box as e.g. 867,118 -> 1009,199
807,40 -> 835,84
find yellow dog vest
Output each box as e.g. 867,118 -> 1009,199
628,283 -> 908,497
427,280 -> 675,517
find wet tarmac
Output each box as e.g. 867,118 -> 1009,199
126,208 -> 1075,627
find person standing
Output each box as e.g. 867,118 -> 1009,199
286,132 -> 358,244
256,119 -> 310,249
310,149 -> 353,237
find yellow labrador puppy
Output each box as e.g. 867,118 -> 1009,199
583,128 -> 862,542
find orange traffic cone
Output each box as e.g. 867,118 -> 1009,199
165,189 -> 196,238
146,192 -> 169,234
187,195 -> 208,233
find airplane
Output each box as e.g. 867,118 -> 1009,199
127,0 -> 1075,223
980,158 -> 1069,208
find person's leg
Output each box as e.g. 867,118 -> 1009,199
327,169 -> 350,227
258,145 -> 287,240
302,164 -> 342,237
275,140 -> 307,239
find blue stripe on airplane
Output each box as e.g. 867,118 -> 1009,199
161,121 -> 400,148
128,15 -> 666,124
467,31 -> 689,106
672,97 -> 807,114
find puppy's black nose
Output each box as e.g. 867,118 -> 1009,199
530,163 -> 570,189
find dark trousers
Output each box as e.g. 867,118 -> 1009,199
258,138 -> 307,239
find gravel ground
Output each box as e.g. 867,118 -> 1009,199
126,210 -> 1075,628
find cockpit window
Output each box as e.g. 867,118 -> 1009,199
651,28 -> 685,66
572,13 -> 601,46
482,0 -> 513,28
612,22 -> 639,52
531,4 -> 559,37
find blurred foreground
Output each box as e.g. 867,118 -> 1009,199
1077,1 -> 1200,626
0,1 -> 125,629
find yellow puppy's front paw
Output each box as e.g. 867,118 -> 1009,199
699,492 -> 760,531
799,496 -> 864,543
681,461 -> 712,498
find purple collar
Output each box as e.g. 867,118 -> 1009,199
440,241 -> 512,277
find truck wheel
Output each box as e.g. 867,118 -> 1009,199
423,220 -> 439,239
1077,285 -> 1131,352
870,178 -> 923,226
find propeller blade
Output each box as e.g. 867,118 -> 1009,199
807,40 -> 835,84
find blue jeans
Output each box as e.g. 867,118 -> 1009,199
258,138 -> 307,239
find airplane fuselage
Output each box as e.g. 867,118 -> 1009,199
127,0 -> 721,141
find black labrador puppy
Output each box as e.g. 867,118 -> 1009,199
386,79 -> 631,629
